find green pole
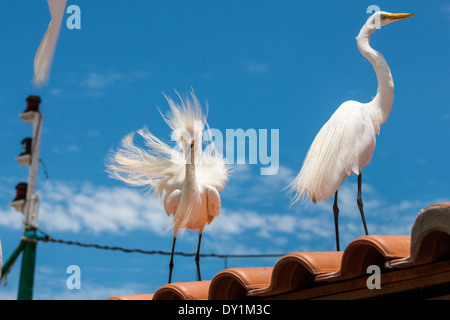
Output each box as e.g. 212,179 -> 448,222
17,238 -> 37,300
0,241 -> 26,281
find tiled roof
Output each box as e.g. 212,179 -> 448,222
107,202 -> 450,300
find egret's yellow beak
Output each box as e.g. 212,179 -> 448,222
387,13 -> 414,21
190,140 -> 195,146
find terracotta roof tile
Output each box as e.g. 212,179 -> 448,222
249,251 -> 342,297
152,280 -> 211,300
107,293 -> 154,300
107,202 -> 450,300
387,202 -> 450,268
315,235 -> 411,282
209,267 -> 273,300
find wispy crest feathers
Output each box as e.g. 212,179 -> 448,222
162,91 -> 207,150
106,91 -> 230,203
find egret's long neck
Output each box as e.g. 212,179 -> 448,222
356,25 -> 394,132
184,149 -> 199,191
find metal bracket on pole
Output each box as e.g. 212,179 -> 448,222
24,195 -> 40,231
14,96 -> 44,300
19,111 -> 43,232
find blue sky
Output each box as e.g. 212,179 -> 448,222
0,0 -> 449,299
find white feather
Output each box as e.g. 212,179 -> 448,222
33,0 -> 67,87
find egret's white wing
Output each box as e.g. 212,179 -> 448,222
206,187 -> 221,225
288,100 -> 376,203
196,125 -> 231,191
33,0 -> 67,87
164,189 -> 182,216
197,153 -> 230,192
106,128 -> 186,199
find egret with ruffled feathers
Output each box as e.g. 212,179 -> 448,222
288,11 -> 414,251
107,92 -> 230,283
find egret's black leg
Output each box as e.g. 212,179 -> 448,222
168,237 -> 177,284
357,173 -> 369,235
195,233 -> 203,281
333,190 -> 340,251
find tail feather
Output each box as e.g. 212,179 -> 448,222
288,120 -> 348,204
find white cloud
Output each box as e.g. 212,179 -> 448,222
80,72 -> 122,90
246,61 -> 269,76
17,182 -> 169,235
442,4 -> 450,18
222,164 -> 295,205
79,70 -> 148,96
51,144 -> 81,154
50,88 -> 63,96
0,206 -> 23,230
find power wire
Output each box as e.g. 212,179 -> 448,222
37,158 -> 50,195
32,227 -> 286,259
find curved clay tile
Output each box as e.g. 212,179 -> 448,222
152,280 -> 211,300
316,235 -> 411,282
248,251 -> 342,297
387,202 -> 450,268
208,267 -> 273,300
107,293 -> 154,300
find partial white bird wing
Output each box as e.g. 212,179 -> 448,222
33,0 -> 67,87
338,102 -> 376,176
288,100 -> 376,203
197,152 -> 230,192
164,189 -> 182,217
196,126 -> 231,192
106,127 -> 186,200
206,186 -> 221,225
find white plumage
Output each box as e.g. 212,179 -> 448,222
106,91 -> 230,282
33,0 -> 67,87
289,100 -> 376,204
288,11 -> 414,251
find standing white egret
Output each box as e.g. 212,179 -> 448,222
288,12 -> 414,251
106,91 -> 230,283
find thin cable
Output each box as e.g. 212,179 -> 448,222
37,158 -> 50,195
32,227 -> 286,259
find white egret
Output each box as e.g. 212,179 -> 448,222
106,91 -> 230,283
288,12 -> 414,251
